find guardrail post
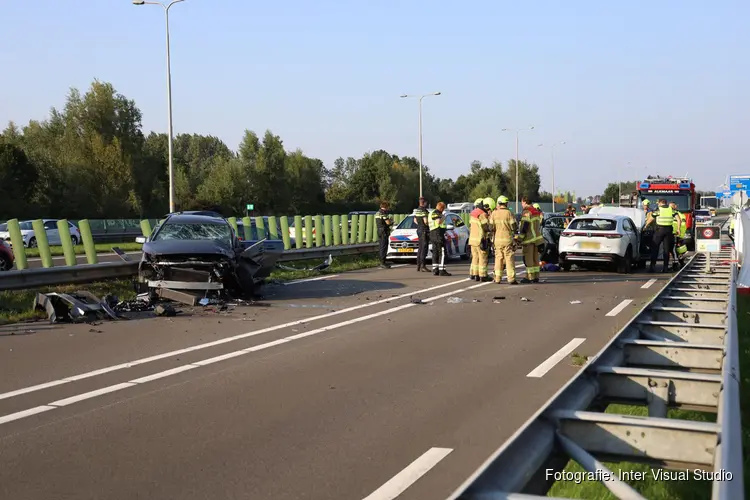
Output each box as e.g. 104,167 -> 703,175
227,217 -> 239,237
279,216 -> 291,249
294,216 -> 303,249
254,216 -> 266,240
358,214 -> 366,243
56,219 -> 77,267
31,219 -> 53,268
241,216 -> 252,240
366,214 -> 375,242
6,219 -> 27,270
314,215 -> 323,247
341,214 -> 349,245
78,219 -> 98,264
349,215 -> 357,244
140,219 -> 152,237
323,215 -> 333,246
268,217 -> 279,240
461,213 -> 470,226
303,215 -> 313,249
331,215 -> 341,246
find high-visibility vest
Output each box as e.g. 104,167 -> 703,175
429,212 -> 446,231
520,211 -> 543,244
469,212 -> 489,246
730,218 -> 736,230
655,206 -> 675,227
673,212 -> 686,237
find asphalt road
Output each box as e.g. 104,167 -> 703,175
0,257 -> 674,500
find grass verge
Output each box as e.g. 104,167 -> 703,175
0,253 -> 383,324
546,295 -> 750,499
23,242 -> 143,258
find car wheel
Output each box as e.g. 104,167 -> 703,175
71,236 -> 79,245
0,255 -> 11,271
28,237 -> 37,248
560,256 -> 571,272
617,248 -> 632,274
461,241 -> 470,260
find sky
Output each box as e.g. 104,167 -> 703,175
1,0 -> 748,197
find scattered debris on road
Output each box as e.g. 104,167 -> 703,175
276,254 -> 333,273
34,291 -> 119,323
492,296 -> 506,303
520,297 -> 531,302
570,300 -> 582,305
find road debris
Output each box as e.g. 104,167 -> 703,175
492,296 -> 506,303
520,297 -> 531,302
446,297 -> 480,304
570,300 -> 582,304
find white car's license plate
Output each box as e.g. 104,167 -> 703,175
580,241 -> 600,250
397,248 -> 415,253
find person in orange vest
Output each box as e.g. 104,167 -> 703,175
469,197 -> 494,281
515,197 -> 544,283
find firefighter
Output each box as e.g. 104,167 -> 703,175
469,199 -> 488,280
516,197 -> 543,283
563,204 -> 576,226
646,198 -> 680,273
490,195 -> 518,285
413,197 -> 430,272
729,211 -> 736,242
375,201 -> 393,269
429,202 -> 451,276
670,201 -> 687,269
642,199 -> 651,213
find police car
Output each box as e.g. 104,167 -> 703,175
385,209 -> 470,262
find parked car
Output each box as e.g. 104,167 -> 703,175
0,240 -> 14,271
558,213 -> 642,273
386,210 -> 469,262
694,209 -> 712,225
0,220 -> 82,247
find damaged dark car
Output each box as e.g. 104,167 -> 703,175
136,213 -> 284,302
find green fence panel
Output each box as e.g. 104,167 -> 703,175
294,216 -> 303,249
57,219 -> 76,267
323,215 -> 332,246
6,219 -> 27,270
78,219 -> 98,264
331,215 -> 341,246
314,215 -> 323,247
341,214 -> 349,245
279,216 -> 291,250
254,216 -> 266,240
349,215 -> 358,244
304,215 -> 313,249
31,219 -> 53,268
227,217 -> 239,237
365,214 -> 375,242
461,213 -> 470,226
140,220 -> 152,238
268,217 -> 279,240
357,214 -> 366,243
240,216 -> 252,240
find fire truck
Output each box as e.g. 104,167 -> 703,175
637,176 -> 697,249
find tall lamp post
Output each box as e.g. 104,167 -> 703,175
133,0 -> 185,213
502,126 -> 534,213
400,92 -> 441,198
538,141 -> 566,212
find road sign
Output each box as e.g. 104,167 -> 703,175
729,175 -> 750,193
246,204 -> 254,211
696,225 -> 721,252
721,190 -> 733,199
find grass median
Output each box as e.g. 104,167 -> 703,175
547,295 -> 750,499
0,253 -> 383,324
23,242 -> 143,258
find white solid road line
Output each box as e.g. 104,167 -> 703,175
605,299 -> 633,317
527,338 -> 586,378
641,278 -> 657,289
283,275 -> 340,285
0,277 -> 503,425
362,447 -> 453,500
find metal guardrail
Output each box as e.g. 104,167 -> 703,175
450,238 -> 743,499
0,243 -> 378,291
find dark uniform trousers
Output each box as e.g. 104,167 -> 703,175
430,229 -> 445,270
377,229 -> 389,264
416,229 -> 428,268
650,226 -> 674,269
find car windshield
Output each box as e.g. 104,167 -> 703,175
568,218 -> 618,231
640,195 -> 690,211
696,210 -> 710,216
19,221 -> 33,230
0,224 -> 6,231
153,223 -> 233,244
397,211 -> 433,230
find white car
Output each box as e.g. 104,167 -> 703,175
558,213 -> 641,273
0,219 -> 82,247
694,209 -> 712,225
386,210 -> 470,262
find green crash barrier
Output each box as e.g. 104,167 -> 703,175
31,219 -> 53,268
331,215 -> 341,246
6,219 -> 27,270
78,219 -> 98,264
57,219 -> 76,267
350,215 -> 359,244
279,216 -> 291,250
254,216 -> 265,240
366,214 -> 375,243
305,215 -> 313,248
341,214 -> 349,245
242,217 -> 252,240
357,214 -> 367,243
294,216 -> 303,249
268,217 -> 279,240
323,215 -> 332,246
227,217 -> 239,237
314,215 -> 323,247
461,213 -> 470,226
140,219 -> 152,237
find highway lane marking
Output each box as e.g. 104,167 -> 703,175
605,299 -> 633,317
641,278 -> 657,289
283,275 -> 340,285
362,447 -> 453,500
527,338 -> 586,378
0,279 -> 504,425
0,274 -> 491,402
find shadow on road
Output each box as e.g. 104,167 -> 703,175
261,279 -> 406,301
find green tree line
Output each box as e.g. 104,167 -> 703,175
0,80 -> 547,219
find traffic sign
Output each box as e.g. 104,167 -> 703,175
721,190 -> 733,199
729,175 -> 750,193
246,204 -> 254,211
696,225 -> 721,252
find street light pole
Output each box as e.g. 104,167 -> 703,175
401,92 -> 441,198
502,126 -> 534,213
538,141 -> 566,212
133,0 -> 185,213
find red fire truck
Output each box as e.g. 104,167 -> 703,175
637,176 -> 697,249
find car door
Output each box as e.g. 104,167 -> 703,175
623,218 -> 638,258
43,220 -> 60,245
546,216 -> 566,245
452,213 -> 469,247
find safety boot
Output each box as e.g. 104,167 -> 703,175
480,276 -> 492,282
439,270 -> 452,276
520,278 -> 532,284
